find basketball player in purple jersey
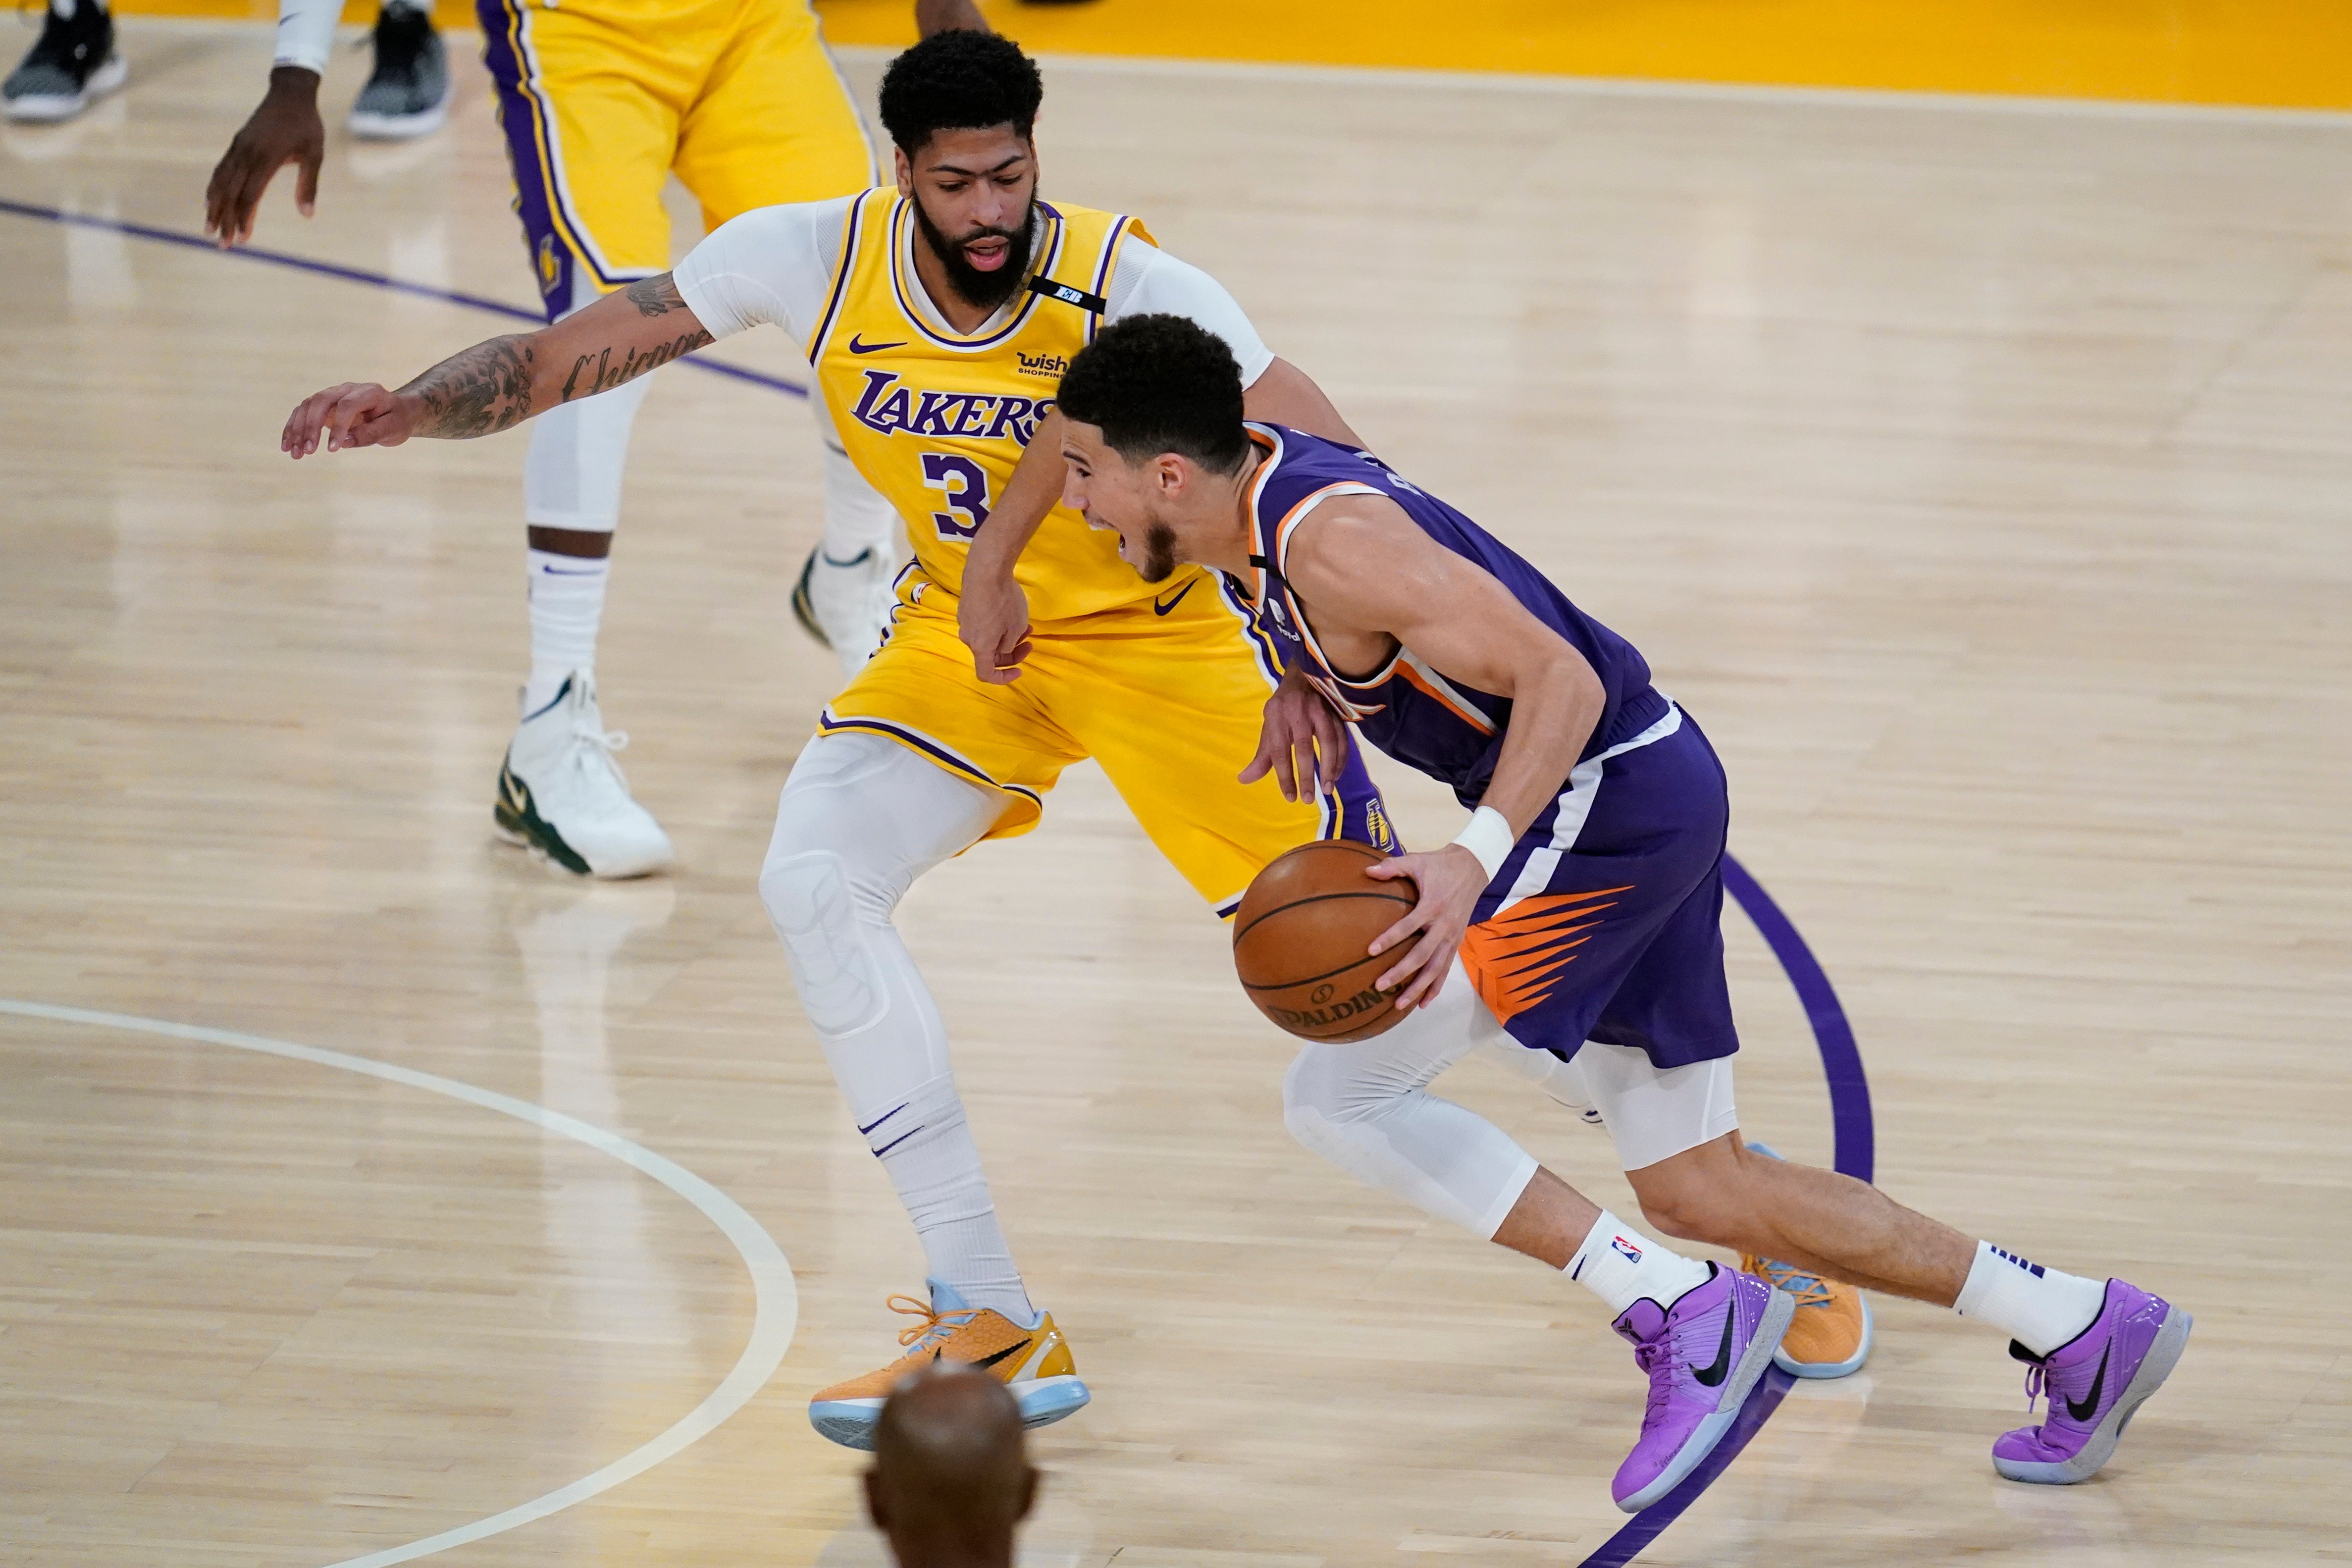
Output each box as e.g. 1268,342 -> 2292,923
1048,314 -> 2190,1507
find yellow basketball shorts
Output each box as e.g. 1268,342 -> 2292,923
819,569 -> 1394,916
477,0 -> 877,318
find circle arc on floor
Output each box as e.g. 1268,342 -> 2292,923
0,997 -> 798,1568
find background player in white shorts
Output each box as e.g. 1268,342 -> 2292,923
207,0 -> 985,879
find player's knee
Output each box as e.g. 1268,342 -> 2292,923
1282,1043 -> 1387,1134
1628,1167 -> 1745,1248
759,845 -> 889,1037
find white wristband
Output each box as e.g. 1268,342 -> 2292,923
1450,805 -> 1514,882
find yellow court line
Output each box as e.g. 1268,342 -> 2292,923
108,0 -> 2352,110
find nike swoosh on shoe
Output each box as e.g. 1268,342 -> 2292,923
2066,1346 -> 2110,1422
1692,1309 -> 1735,1386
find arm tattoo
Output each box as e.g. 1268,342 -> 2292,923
397,335 -> 537,439
624,276 -> 691,317
558,326 -> 714,403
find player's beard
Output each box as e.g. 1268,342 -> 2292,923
1137,520 -> 1181,583
911,194 -> 1037,314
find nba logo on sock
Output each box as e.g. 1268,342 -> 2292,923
1610,1235 -> 1643,1264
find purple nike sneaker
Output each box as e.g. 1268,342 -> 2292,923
1992,1277 -> 2191,1485
1609,1262 -> 1796,1512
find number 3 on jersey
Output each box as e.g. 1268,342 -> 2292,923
921,453 -> 991,541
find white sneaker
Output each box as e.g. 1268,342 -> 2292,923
494,672 -> 674,879
790,546 -> 897,678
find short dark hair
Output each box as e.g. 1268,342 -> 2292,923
878,31 -> 1044,156
1056,314 -> 1251,475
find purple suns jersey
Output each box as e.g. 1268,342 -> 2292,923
1234,423 -> 1670,807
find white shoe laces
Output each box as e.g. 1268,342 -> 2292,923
562,711 -> 633,788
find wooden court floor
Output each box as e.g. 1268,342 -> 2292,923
3,22 -> 2349,1567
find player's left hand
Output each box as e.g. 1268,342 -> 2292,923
1365,845 -> 1486,1010
1241,663 -> 1347,801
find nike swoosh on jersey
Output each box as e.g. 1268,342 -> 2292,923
2065,1346 -> 2110,1421
1152,580 -> 1196,616
1691,1308 -> 1735,1386
848,334 -> 907,355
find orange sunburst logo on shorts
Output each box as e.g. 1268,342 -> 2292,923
1461,886 -> 1632,1024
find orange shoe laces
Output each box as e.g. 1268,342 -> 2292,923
1750,1257 -> 1835,1308
888,1292 -> 980,1355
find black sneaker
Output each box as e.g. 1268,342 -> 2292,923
3,0 -> 125,123
348,1 -> 448,141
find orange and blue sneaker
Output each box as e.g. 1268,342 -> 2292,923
1738,1141 -> 1873,1379
807,1279 -> 1089,1450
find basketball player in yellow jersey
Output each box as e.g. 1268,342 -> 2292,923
210,0 -> 985,882
279,32 -> 1396,1449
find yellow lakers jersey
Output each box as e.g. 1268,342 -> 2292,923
808,189 -> 1159,623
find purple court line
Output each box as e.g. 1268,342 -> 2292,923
1721,854 -> 1875,1184
0,190 -> 1872,1562
1571,860 -> 1870,1567
0,197 -> 811,401
1575,1367 -> 1797,1568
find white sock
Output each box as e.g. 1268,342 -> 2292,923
524,548 -> 608,715
862,1075 -> 1037,1327
819,427 -> 899,565
760,733 -> 1036,1326
1567,1210 -> 1713,1317
1953,1240 -> 2109,1356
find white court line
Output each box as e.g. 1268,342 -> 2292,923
0,998 -> 797,1568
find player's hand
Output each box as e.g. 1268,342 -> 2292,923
1364,845 -> 1487,1010
913,0 -> 990,36
206,66 -> 326,249
957,561 -> 1033,683
1242,663 -> 1347,802
282,383 -> 418,457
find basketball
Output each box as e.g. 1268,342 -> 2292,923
1232,839 -> 1420,1041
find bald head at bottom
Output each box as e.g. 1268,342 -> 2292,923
866,1363 -> 1039,1568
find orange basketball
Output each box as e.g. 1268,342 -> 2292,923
1232,839 -> 1419,1042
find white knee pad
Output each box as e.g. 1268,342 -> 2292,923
1278,974 -> 1536,1239
760,843 -> 886,1038
759,733 -> 1004,1043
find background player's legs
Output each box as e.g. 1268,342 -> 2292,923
2,0 -> 123,123
759,732 -> 1036,1322
522,272 -> 658,718
796,392 -> 903,675
480,8 -> 685,873
348,0 -> 451,141
672,6 -> 897,672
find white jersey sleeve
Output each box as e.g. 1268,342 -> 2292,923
274,0 -> 343,75
671,196 -> 859,345
1104,240 -> 1277,388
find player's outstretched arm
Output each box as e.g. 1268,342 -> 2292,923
281,276 -> 715,457
205,66 -> 325,248
1281,497 -> 1606,1008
